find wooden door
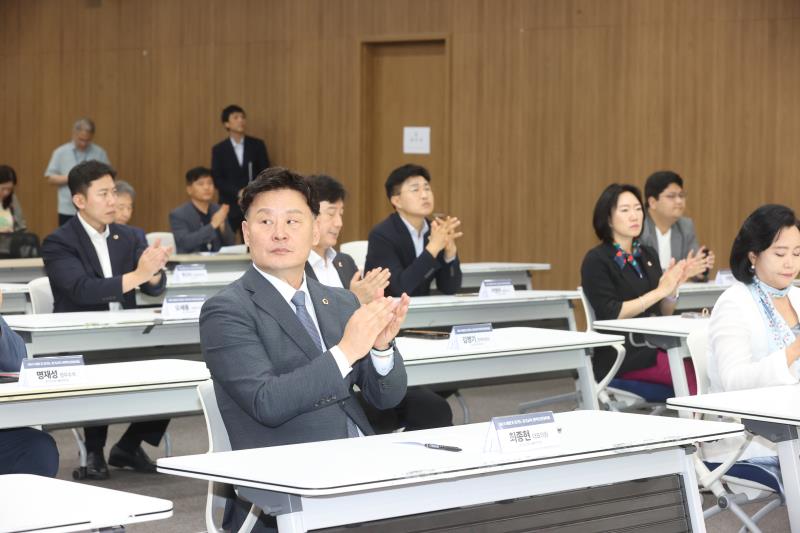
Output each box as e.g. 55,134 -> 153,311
360,38 -> 450,232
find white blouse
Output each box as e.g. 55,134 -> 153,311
708,281 -> 800,393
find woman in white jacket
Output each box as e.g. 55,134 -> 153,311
709,204 -> 800,392
707,204 -> 800,463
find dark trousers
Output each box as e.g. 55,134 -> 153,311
84,419 -> 170,453
0,428 -> 59,477
58,214 -> 74,226
359,387 -> 453,433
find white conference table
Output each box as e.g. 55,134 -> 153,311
593,315 -> 709,399
668,385 -> 800,532
441,261 -> 550,290
0,257 -> 44,283
0,474 -> 172,532
169,252 -> 251,273
5,308 -> 199,357
398,327 -> 624,410
675,282 -> 728,311
140,284 -> 579,331
165,258 -> 549,288
157,410 -> 742,533
0,282 -> 30,314
0,359 -> 208,430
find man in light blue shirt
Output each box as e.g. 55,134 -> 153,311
45,118 -> 110,226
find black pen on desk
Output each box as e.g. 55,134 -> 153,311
395,441 -> 462,452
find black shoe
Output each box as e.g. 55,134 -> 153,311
108,444 -> 157,473
86,450 -> 110,480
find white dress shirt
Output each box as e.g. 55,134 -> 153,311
399,215 -> 429,258
252,265 -> 394,378
308,248 -> 344,289
76,213 -> 122,311
230,136 -> 244,167
655,227 -> 672,270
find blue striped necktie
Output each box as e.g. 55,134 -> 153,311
291,290 -> 360,438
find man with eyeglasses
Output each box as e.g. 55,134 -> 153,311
640,170 -> 714,281
365,164 -> 463,296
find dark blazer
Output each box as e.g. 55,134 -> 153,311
200,267 -> 406,453
41,217 -> 166,312
0,316 -> 26,372
365,212 -> 462,297
211,135 -> 270,221
304,251 -> 359,288
580,242 -> 664,379
169,201 -> 235,254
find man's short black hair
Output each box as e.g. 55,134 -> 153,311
644,170 -> 684,204
240,167 -> 319,218
592,183 -> 644,243
185,166 -> 213,185
221,104 -> 245,124
384,164 -> 431,199
730,204 -> 800,284
307,174 -> 346,204
68,160 -> 117,196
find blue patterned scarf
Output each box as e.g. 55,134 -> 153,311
749,275 -> 796,354
613,241 -> 644,278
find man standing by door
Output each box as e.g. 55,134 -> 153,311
211,105 -> 270,236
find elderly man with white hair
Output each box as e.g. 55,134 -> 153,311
45,118 -> 110,226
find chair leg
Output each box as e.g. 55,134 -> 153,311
72,428 -> 87,466
518,392 -> 578,413
453,391 -> 470,424
238,504 -> 260,533
163,430 -> 173,457
726,498 -> 763,533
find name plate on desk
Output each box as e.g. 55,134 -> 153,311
488,411 -> 560,452
20,355 -> 85,388
478,279 -> 515,299
447,323 -> 494,351
715,269 -> 735,286
172,264 -> 209,283
161,295 -> 206,319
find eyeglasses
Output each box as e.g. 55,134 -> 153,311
661,192 -> 687,201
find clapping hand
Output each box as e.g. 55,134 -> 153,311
350,267 -> 391,305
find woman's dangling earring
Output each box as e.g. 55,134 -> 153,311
749,263 -> 755,273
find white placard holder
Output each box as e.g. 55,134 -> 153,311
172,264 -> 209,283
484,411 -> 561,453
161,295 -> 206,319
447,323 -> 494,351
478,279 -> 515,299
715,269 -> 735,286
19,355 -> 86,389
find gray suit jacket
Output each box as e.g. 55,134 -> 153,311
200,266 -> 407,452
640,216 -> 700,265
304,251 -> 359,289
169,201 -> 235,254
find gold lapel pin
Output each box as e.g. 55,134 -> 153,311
646,261 -> 652,266
337,261 -> 343,268
321,298 -> 329,305
112,234 -> 119,240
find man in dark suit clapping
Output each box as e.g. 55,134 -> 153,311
211,105 -> 270,235
41,160 -> 172,479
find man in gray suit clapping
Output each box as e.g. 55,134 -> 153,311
200,167 -> 410,532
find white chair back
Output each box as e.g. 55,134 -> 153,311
686,324 -> 710,395
145,232 -> 176,251
197,380 -> 258,533
339,240 -> 368,271
577,286 -> 596,332
27,277 -> 54,314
